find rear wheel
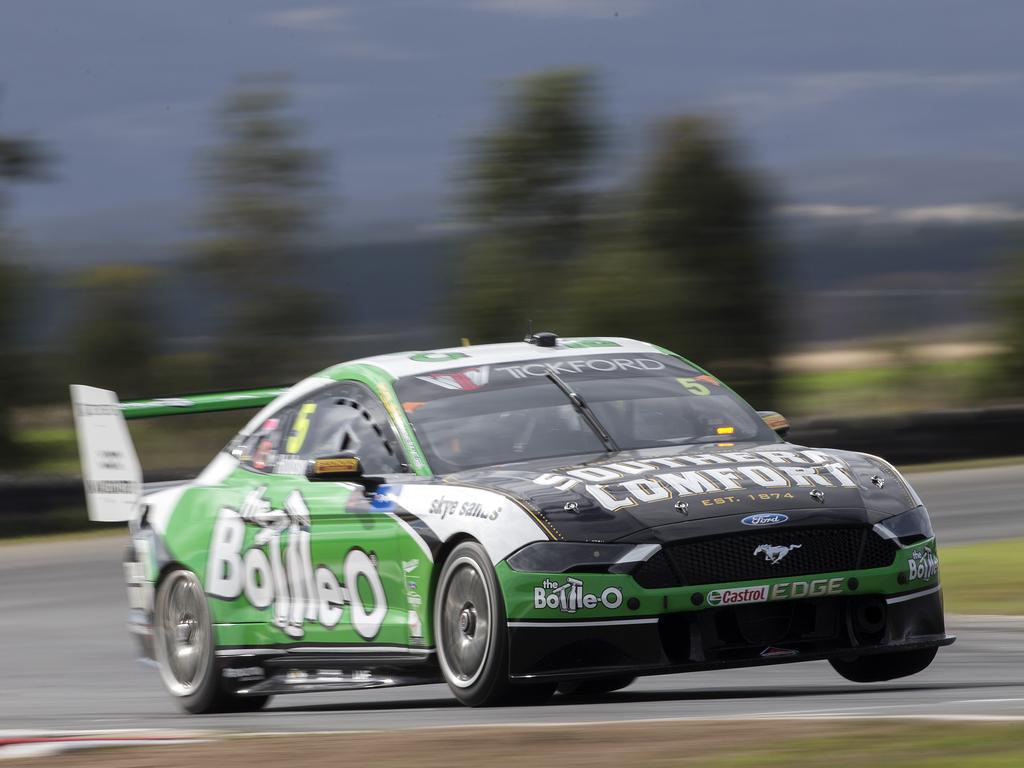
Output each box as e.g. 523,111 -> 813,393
154,569 -> 270,714
830,647 -> 937,683
435,541 -> 515,706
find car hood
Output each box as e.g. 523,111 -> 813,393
443,441 -> 921,542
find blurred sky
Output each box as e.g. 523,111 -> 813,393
3,0 -> 1024,242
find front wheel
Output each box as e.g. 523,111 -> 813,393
434,541 -> 513,706
829,647 -> 937,683
154,569 -> 270,714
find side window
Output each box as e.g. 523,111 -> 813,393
287,382 -> 406,474
235,406 -> 297,474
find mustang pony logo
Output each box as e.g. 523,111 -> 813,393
754,543 -> 802,565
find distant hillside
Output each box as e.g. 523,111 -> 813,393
779,222 -> 1015,342
11,218 -> 1019,351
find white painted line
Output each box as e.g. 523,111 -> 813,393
6,711 -> 1024,751
0,738 -> 208,762
947,614 -> 1024,627
1,745 -> 69,761
233,713 -> 1024,738
952,698 -> 1024,704
13,712 -> 1023,753
755,714 -> 1024,722
758,697 -> 1024,718
0,729 -> 213,738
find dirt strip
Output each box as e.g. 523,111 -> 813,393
5,719 -> 1023,768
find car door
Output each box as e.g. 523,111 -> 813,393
203,382 -> 405,649
203,402 -> 306,637
274,381 -> 413,649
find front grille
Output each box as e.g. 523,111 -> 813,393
633,526 -> 898,588
633,552 -> 680,589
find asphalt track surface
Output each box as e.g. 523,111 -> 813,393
1,463 -> 1021,733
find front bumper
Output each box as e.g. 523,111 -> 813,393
508,586 -> 953,680
500,534 -> 950,680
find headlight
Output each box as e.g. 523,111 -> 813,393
506,542 -> 660,573
879,506 -> 934,546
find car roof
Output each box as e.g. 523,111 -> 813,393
239,337 -> 670,439
340,337 -> 667,379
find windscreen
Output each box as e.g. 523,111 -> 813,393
393,353 -> 777,473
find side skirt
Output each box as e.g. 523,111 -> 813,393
217,647 -> 443,697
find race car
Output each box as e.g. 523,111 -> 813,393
71,334 -> 953,713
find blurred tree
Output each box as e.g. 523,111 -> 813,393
0,137 -> 48,188
196,77 -> 326,384
0,108 -> 49,458
71,265 -> 158,397
630,117 -> 780,407
996,254 -> 1024,398
562,242 -> 683,343
458,74 -> 780,407
457,69 -> 601,340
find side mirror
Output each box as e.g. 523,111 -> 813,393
306,453 -> 384,495
758,410 -> 790,438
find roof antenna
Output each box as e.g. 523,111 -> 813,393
524,320 -> 558,347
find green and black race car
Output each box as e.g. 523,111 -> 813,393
71,334 -> 952,713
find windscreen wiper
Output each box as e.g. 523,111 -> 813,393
545,368 -> 620,453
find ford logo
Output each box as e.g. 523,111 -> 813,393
741,513 -> 789,526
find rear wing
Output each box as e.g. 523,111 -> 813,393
118,387 -> 288,419
70,385 -> 286,522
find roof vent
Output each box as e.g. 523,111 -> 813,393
525,331 -> 558,348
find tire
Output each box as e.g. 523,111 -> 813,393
434,541 -> 514,706
829,647 -> 938,683
154,569 -> 271,714
558,675 -> 636,697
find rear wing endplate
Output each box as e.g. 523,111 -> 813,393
69,384 -> 286,521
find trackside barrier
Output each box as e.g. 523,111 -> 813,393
1,405 -> 1022,536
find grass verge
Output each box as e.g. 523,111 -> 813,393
8,720 -> 1024,768
713,720 -> 1024,767
779,357 -> 997,418
940,537 -> 1024,616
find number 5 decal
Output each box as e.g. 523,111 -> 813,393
286,402 -> 317,454
677,377 -> 711,396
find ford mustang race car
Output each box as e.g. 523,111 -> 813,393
71,334 -> 953,713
